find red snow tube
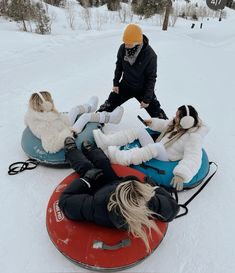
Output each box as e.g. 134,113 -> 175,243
46,165 -> 168,271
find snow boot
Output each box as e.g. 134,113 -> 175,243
107,144 -> 158,166
93,127 -> 139,151
68,96 -> 99,124
72,106 -> 124,134
64,137 -> 77,153
97,100 -> 114,112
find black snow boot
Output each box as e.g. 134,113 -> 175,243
81,140 -> 96,155
97,100 -> 114,112
64,137 -> 77,154
157,108 -> 168,120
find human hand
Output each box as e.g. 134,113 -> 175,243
170,175 -> 184,191
140,101 -> 149,108
112,86 -> 119,94
82,168 -> 104,188
144,119 -> 152,127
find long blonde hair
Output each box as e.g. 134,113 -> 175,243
29,91 -> 56,112
107,180 -> 162,253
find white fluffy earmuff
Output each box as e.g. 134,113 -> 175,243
180,105 -> 195,129
37,92 -> 53,112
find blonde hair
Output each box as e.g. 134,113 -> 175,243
107,180 -> 162,253
29,91 -> 55,112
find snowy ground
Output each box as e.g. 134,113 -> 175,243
1,5 -> 235,273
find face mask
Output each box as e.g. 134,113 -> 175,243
125,45 -> 139,57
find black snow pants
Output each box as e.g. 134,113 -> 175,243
65,145 -> 119,183
97,81 -> 168,119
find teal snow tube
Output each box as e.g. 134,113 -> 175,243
121,129 -> 210,189
21,123 -> 101,167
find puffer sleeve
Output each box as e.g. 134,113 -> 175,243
173,133 -> 203,182
148,118 -> 171,132
59,178 -> 94,221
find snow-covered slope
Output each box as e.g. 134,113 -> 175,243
1,5 -> 235,273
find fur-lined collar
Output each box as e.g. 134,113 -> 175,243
26,107 -> 61,121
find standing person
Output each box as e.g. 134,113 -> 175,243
59,137 -> 179,252
97,24 -> 167,119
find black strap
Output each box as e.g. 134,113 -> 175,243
8,159 -> 39,175
176,161 -> 218,218
139,162 -> 166,175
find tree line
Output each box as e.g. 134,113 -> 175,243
0,0 -> 232,34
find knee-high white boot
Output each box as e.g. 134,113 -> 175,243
93,127 -> 139,151
72,106 -> 124,134
68,96 -> 99,124
107,144 -> 158,166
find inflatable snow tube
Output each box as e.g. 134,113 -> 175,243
21,122 -> 101,167
46,165 -> 168,271
121,139 -> 210,189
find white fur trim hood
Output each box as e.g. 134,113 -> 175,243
24,108 -> 73,153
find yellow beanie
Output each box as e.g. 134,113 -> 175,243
122,24 -> 143,44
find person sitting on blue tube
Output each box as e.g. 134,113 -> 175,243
93,105 -> 209,191
59,137 -> 179,253
24,91 -> 124,153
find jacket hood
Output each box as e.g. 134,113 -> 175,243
188,119 -> 209,138
143,34 -> 149,45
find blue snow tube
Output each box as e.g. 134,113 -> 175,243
21,122 -> 101,167
121,129 -> 210,189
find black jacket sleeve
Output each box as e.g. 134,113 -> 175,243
113,45 -> 124,86
148,187 -> 179,222
142,54 -> 157,103
58,178 -> 94,221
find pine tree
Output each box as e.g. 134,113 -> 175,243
107,0 -> 120,11
132,0 -> 165,18
7,0 -> 33,31
44,0 -> 65,7
33,2 -> 51,34
0,0 -> 9,15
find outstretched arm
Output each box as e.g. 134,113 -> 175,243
144,118 -> 171,132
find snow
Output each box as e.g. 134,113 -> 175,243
1,3 -> 235,273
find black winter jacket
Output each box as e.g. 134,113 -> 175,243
113,35 -> 157,104
58,176 -> 179,230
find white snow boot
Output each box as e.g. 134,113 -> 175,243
97,106 -> 124,124
72,106 -> 124,134
107,144 -> 158,166
68,96 -> 99,124
84,96 -> 99,113
93,127 -> 139,151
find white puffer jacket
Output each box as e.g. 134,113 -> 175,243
149,118 -> 209,182
24,108 -> 73,153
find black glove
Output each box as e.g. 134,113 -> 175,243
81,168 -> 104,189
